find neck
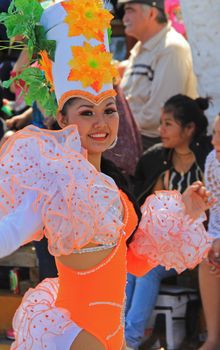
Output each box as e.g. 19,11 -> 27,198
174,143 -> 193,156
174,150 -> 192,156
87,153 -> 101,172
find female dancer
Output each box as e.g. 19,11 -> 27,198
0,1 -> 213,350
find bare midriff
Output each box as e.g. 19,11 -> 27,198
57,244 -> 116,270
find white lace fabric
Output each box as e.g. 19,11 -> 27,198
205,150 -> 220,238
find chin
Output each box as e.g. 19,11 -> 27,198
124,27 -> 134,37
88,145 -> 109,154
162,142 -> 171,148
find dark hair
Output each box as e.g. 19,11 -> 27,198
163,94 -> 209,139
155,9 -> 168,24
60,97 -> 78,116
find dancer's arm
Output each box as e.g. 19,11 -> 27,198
127,182 -> 214,276
0,192 -> 43,258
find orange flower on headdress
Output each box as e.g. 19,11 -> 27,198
68,42 -> 118,93
39,50 -> 54,91
61,0 -> 113,42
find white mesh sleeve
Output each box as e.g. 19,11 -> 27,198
0,192 -> 43,258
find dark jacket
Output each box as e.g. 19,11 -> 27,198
135,135 -> 213,205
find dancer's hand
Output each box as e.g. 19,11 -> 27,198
182,181 -> 215,220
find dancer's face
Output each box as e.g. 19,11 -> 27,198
57,97 -> 119,157
212,116 -> 220,161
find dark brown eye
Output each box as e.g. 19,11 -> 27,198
79,110 -> 94,116
105,108 -> 117,115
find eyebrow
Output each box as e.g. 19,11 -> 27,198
77,104 -> 94,109
77,101 -> 115,109
162,117 -> 173,121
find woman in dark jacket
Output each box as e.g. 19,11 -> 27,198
125,94 -> 213,349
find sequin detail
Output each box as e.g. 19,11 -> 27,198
72,242 -> 117,254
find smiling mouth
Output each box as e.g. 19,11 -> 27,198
89,133 -> 109,141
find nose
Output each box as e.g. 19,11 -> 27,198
123,11 -> 128,24
93,113 -> 107,128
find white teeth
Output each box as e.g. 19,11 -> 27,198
90,133 -> 107,138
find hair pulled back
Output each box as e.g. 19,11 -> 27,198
163,94 -> 209,139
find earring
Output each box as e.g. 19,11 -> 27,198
108,136 -> 118,149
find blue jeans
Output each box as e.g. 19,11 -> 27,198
125,266 -> 176,348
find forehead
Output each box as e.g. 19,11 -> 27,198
124,3 -> 142,10
161,111 -> 174,119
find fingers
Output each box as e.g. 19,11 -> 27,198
190,181 -> 203,190
209,264 -> 220,277
190,182 -> 216,209
188,182 -> 209,199
208,245 -> 220,276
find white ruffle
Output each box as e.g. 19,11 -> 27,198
130,190 -> 212,273
11,278 -> 81,350
0,125 -> 124,255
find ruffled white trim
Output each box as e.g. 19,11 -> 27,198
0,125 -> 124,255
11,278 -> 81,350
130,190 -> 211,273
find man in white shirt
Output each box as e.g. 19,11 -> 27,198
118,0 -> 197,150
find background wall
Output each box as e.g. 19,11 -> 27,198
180,0 -> 220,130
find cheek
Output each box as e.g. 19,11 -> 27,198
109,117 -> 119,136
172,126 -> 184,139
68,120 -> 90,145
213,136 -> 220,145
112,118 -> 119,137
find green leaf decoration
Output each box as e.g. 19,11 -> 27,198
0,0 -> 58,117
28,39 -> 34,59
3,67 -> 58,117
16,0 -> 43,21
107,27 -> 112,45
2,77 -> 17,89
35,25 -> 56,61
8,0 -> 16,15
0,0 -> 43,40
